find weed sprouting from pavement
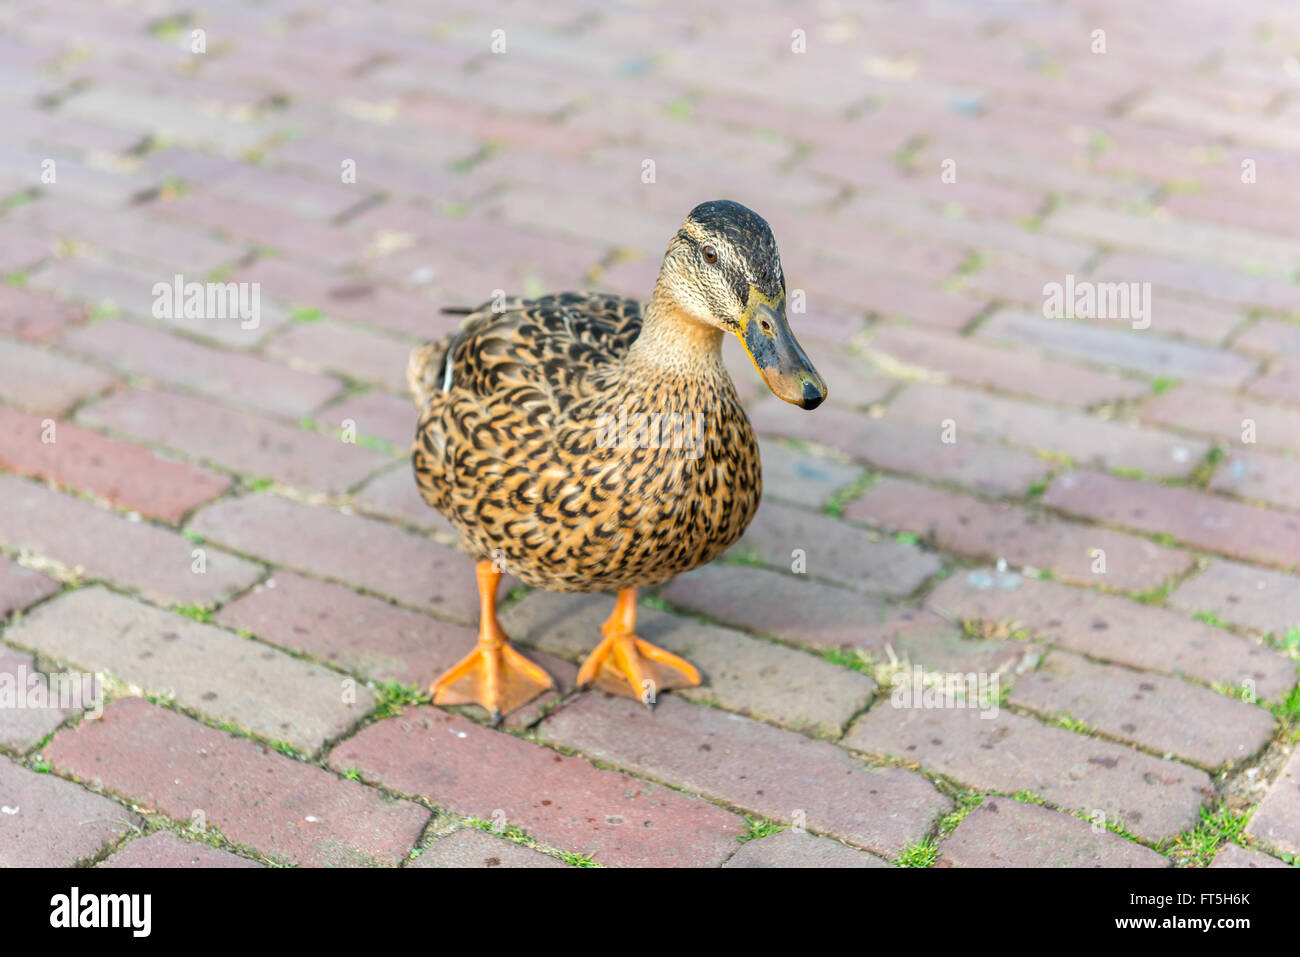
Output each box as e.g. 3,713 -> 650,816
894,839 -> 938,868
172,603 -> 214,623
371,680 -> 430,719
1164,805 -> 1252,867
736,814 -> 785,843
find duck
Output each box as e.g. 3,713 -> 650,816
408,200 -> 827,724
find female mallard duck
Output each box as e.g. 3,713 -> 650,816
409,200 -> 827,723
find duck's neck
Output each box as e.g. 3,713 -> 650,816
623,288 -> 727,382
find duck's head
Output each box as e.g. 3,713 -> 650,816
654,200 -> 827,410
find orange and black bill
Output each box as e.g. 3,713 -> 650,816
736,286 -> 827,410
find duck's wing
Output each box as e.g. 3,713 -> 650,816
410,292 -> 641,412
411,292 -> 642,512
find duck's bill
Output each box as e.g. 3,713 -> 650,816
736,287 -> 828,410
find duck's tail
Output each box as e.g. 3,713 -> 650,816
408,306 -> 484,408
406,338 -> 451,410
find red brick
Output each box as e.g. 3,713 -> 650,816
979,310 -> 1258,389
11,198 -> 243,275
1168,560 -> 1300,638
955,259 -> 1062,310
100,831 -> 263,868
661,563 -> 885,650
46,698 -> 429,867
30,255 -> 291,349
499,590 -> 874,737
1165,191 -> 1300,240
749,401 -> 1051,497
1045,201 -> 1300,278
0,284 -> 85,342
0,144 -> 155,208
856,605 -> 1036,677
63,320 -> 345,419
401,90 -> 605,158
1128,91 -> 1300,153
925,568 -> 1296,701
790,227 -> 967,289
1246,359 -> 1300,407
860,274 -> 988,331
215,571 -> 476,691
1093,252 -> 1299,313
537,693 -> 950,857
754,442 -> 866,510
0,647 -> 79,753
1246,749 -> 1300,857
734,499 -> 940,596
0,403 -> 229,522
7,587 -> 373,754
0,103 -> 145,161
188,493 -> 482,624
487,187 -> 672,258
0,225 -> 49,274
355,209 -> 605,282
844,477 -> 1191,592
912,137 -> 1147,207
0,756 -> 139,866
78,388 -> 390,495
329,707 -> 743,867
201,162 -> 371,222
869,321 -> 1149,407
354,466 -> 459,537
939,798 -> 1168,868
409,827 -> 566,869
1210,449 -> 1300,511
724,828 -> 891,868
0,555 -> 60,618
1044,470 -> 1300,569
844,703 -> 1210,842
238,258 -> 457,340
1111,297 -> 1247,346
889,383 -> 1209,479
1233,319 -> 1300,359
150,190 -> 370,269
1143,386 -> 1300,453
1209,844 -> 1291,869
0,474 -> 262,606
273,137 -> 493,210
849,192 -> 1093,271
1009,651 -> 1276,768
363,243 -> 529,304
267,319 -> 414,394
0,337 -> 116,416
318,391 -> 416,451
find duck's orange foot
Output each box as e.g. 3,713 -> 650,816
432,639 -> 555,726
576,589 -> 701,706
431,560 -> 555,725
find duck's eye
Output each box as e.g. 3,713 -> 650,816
702,245 -> 718,264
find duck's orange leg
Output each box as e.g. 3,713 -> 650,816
576,589 -> 701,705
431,561 -> 555,725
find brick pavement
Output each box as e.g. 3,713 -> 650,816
0,0 -> 1298,868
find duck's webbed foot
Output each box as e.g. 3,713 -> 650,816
576,588 -> 701,706
431,561 -> 555,725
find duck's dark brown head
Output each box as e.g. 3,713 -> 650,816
654,200 -> 827,410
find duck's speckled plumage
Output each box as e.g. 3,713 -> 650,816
409,289 -> 762,592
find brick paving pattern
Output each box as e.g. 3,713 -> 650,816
0,0 -> 1297,868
